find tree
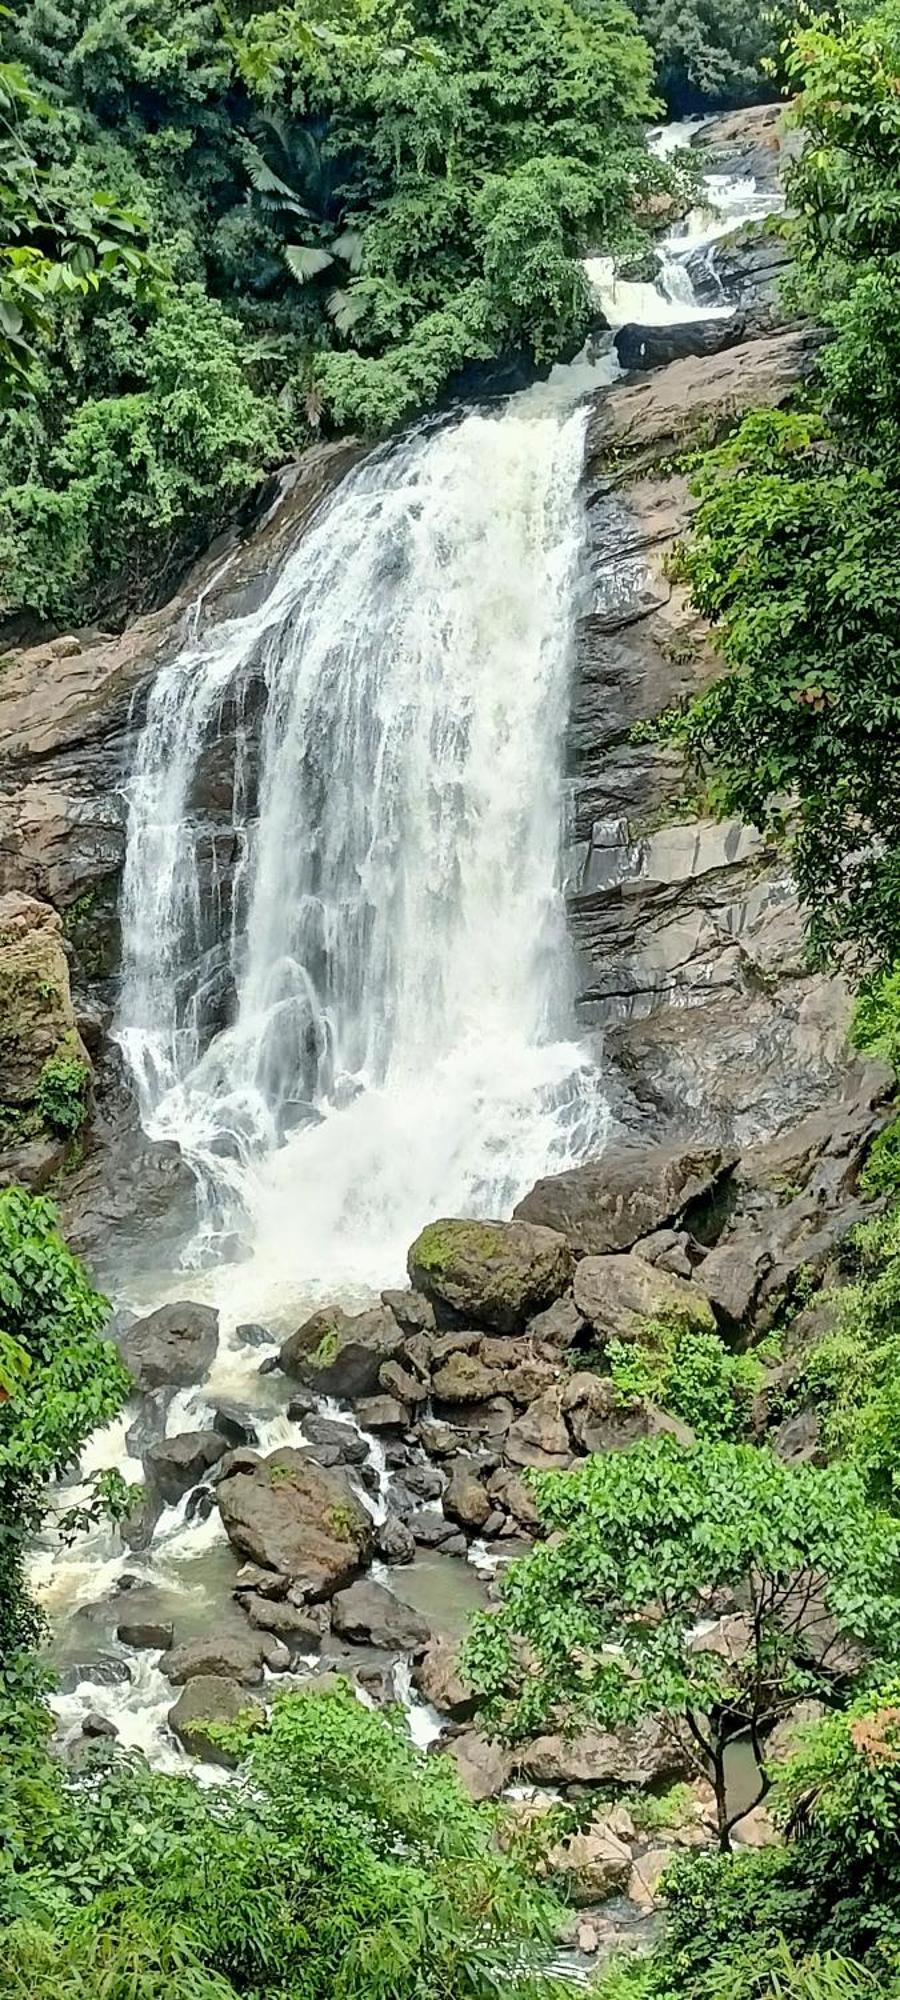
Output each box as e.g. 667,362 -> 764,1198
627,0 -> 791,115
462,1436 -> 900,1849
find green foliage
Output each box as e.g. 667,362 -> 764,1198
608,1312 -> 766,1437
627,0 -> 791,114
0,1684 -> 569,1999
801,1206 -> 900,1509
462,1436 -> 900,1846
853,969 -> 900,1075
0,1186 -> 128,1657
35,1043 -> 90,1136
860,1123 -> 900,1201
0,0 -> 668,617
674,2 -> 900,974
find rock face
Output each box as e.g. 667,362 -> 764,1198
567,325 -> 860,1144
515,1141 -> 728,1255
216,1447 -> 373,1596
118,1302 -> 219,1390
408,1218 -> 573,1332
573,1253 -> 716,1342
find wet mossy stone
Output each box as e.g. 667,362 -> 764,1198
408,1217 -> 573,1332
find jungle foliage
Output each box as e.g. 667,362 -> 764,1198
0,0 -> 668,625
676,0 -> 900,975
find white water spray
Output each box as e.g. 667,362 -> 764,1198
117,394 -> 609,1298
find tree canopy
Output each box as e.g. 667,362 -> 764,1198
463,1435 -> 900,1847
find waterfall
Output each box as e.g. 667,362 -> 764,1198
116,391 -> 609,1297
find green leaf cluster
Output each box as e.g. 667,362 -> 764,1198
607,1311 -> 766,1437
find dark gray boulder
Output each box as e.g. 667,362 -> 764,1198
331,1579 -> 431,1653
118,1302 -> 219,1391
144,1429 -> 228,1503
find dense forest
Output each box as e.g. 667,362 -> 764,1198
4,0 -> 900,1998
0,0 -> 788,628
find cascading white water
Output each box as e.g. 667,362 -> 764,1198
117,391 -> 609,1299
586,117 -> 784,329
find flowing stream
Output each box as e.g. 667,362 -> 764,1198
43,120 -> 777,1761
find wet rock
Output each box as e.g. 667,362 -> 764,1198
302,1414 -> 369,1465
409,1509 -> 461,1550
615,316 -> 760,373
168,1675 -> 263,1765
212,1401 -> 260,1448
119,1486 -> 164,1551
185,1484 -> 216,1523
331,1579 -> 431,1653
81,1711 -> 119,1740
241,1591 -> 329,1647
381,1287 -> 436,1335
414,1636 -> 475,1720
259,1633 -> 291,1674
572,1253 -> 715,1343
59,1654 -> 132,1693
357,1393 -> 409,1430
526,1295 -> 585,1349
279,1304 -> 403,1397
408,1217 -> 573,1333
443,1458 -> 492,1531
515,1144 -> 729,1258
505,1389 -> 573,1471
216,1446 -> 373,1596
378,1359 -> 427,1406
286,1390 -> 317,1420
375,1515 -> 416,1565
549,1820 -> 633,1903
514,1719 -> 688,1789
405,1462 -> 446,1502
118,1301 -> 219,1391
236,1321 -> 275,1348
116,1618 -> 174,1651
125,1388 -> 172,1458
161,1633 -> 265,1687
441,1728 -> 511,1801
416,1418 -> 456,1458
144,1429 -> 228,1503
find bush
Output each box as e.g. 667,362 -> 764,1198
0,1188 -> 128,1657
0,1684 -> 568,1999
607,1313 -> 766,1438
35,1045 -> 90,1137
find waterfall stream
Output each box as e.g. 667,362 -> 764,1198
116,389 -> 611,1305
44,120 -> 777,1758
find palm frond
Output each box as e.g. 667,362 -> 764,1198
285,243 -> 335,284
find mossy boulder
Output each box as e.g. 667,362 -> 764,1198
0,893 -> 91,1143
278,1304 -> 403,1397
167,1675 -> 263,1765
572,1252 -> 717,1343
407,1218 -> 573,1332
